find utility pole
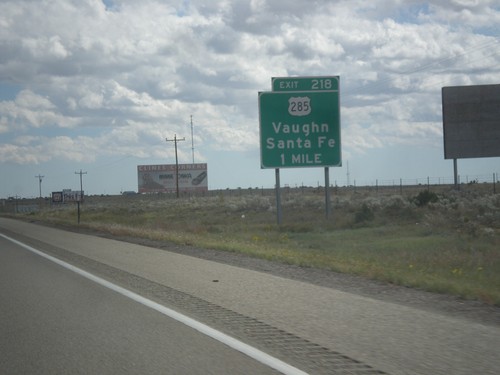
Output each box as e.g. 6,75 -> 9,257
74,169 -> 87,202
35,174 -> 44,199
74,169 -> 87,224
346,160 -> 350,187
166,134 -> 185,198
190,115 -> 195,164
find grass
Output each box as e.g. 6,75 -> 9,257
4,187 -> 500,305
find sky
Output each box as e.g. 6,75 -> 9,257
1,0 -> 499,198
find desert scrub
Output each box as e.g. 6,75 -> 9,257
354,203 -> 375,224
412,190 -> 439,206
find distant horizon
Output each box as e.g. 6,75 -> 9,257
4,163 -> 498,200
1,1 -> 499,198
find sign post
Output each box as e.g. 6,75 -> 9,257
325,167 -> 331,219
275,168 -> 282,225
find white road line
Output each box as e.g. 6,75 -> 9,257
1,233 -> 309,375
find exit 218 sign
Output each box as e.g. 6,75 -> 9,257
272,76 -> 339,92
258,81 -> 341,169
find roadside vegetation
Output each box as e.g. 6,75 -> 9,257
3,185 -> 499,306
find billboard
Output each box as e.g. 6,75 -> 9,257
137,163 -> 208,193
442,84 -> 500,159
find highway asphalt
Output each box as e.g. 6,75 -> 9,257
0,232 -> 285,374
1,217 -> 499,374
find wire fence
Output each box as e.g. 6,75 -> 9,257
333,172 -> 498,189
210,172 -> 499,198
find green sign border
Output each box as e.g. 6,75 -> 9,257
259,90 -> 341,169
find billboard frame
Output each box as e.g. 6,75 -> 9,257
442,83 -> 500,160
442,83 -> 500,189
137,163 -> 208,194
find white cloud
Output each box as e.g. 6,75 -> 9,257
428,0 -> 500,27
0,134 -> 101,165
0,0 -> 499,170
0,143 -> 41,164
0,90 -> 80,131
15,90 -> 54,110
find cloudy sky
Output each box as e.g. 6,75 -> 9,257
1,0 -> 499,198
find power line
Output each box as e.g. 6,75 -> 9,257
399,38 -> 499,77
342,37 -> 500,104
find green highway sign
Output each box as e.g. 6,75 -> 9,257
272,76 -> 339,92
259,90 -> 341,168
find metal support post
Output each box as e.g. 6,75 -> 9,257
275,168 -> 282,225
325,167 -> 331,219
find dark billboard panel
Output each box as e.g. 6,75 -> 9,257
442,84 -> 500,159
